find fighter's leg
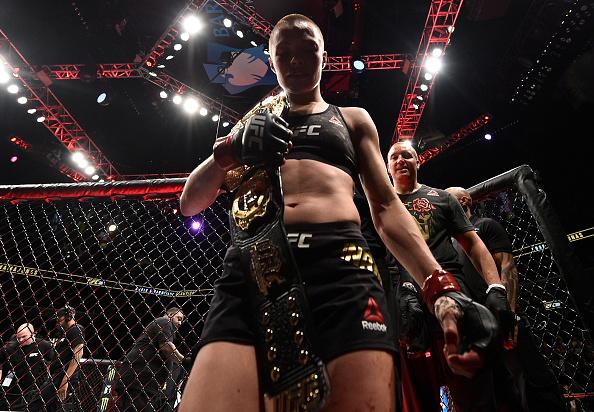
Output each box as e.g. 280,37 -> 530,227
179,342 -> 260,412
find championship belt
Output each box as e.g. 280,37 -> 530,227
226,93 -> 329,411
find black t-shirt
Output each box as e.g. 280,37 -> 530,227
121,317 -> 176,393
454,216 -> 513,303
0,340 -> 55,393
396,185 -> 474,273
50,324 -> 85,380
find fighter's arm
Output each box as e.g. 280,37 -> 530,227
345,107 -> 441,283
492,251 -> 519,312
454,230 -> 502,286
159,341 -> 185,364
180,155 -> 227,217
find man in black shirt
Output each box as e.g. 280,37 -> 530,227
118,307 -> 186,411
387,141 -> 512,412
447,186 -> 567,411
39,306 -> 85,411
0,323 -> 55,410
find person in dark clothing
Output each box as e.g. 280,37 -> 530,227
387,141 -> 513,412
447,186 -> 567,411
0,323 -> 55,411
117,307 -> 186,411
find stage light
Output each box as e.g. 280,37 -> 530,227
107,224 -> 117,232
159,90 -> 168,99
424,56 -> 442,74
10,155 -> 18,163
352,58 -> 365,73
223,121 -> 230,127
182,15 -> 204,34
199,107 -> 208,116
36,116 -> 45,123
165,55 -> 174,60
250,41 -> 258,47
191,220 -> 201,230
71,152 -> 85,163
10,137 -> 17,142
211,114 -> 219,122
157,64 -> 165,69
223,18 -> 232,28
263,49 -> 269,55
96,92 -> 110,106
77,158 -> 89,169
85,166 -> 96,175
412,103 -> 420,110
17,96 -> 27,104
236,30 -> 244,38
172,94 -> 182,105
0,69 -> 9,84
173,43 -> 182,51
183,97 -> 199,114
92,174 -> 99,180
431,48 -> 443,57
416,95 -> 424,101
180,32 -> 190,41
424,72 -> 433,81
484,133 -> 492,140
420,84 -> 428,91
148,71 -> 157,77
7,84 -> 19,94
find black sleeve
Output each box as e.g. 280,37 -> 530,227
67,325 -> 85,348
0,347 -> 6,365
40,340 -> 56,362
478,218 -> 512,254
146,318 -> 174,347
447,192 -> 475,235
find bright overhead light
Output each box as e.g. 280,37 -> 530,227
223,18 -> 232,28
157,64 -> 165,69
431,48 -> 443,57
424,72 -> 433,81
182,15 -> 204,34
85,166 -> 96,175
183,97 -> 199,114
180,32 -> 190,41
250,41 -> 258,47
0,70 -> 10,84
222,121 -> 230,127
172,94 -> 183,105
7,84 -> 19,94
165,55 -> 174,60
159,90 -> 168,99
199,107 -> 208,116
107,224 -> 117,232
148,71 -> 157,77
173,43 -> 182,51
97,92 -> 108,104
424,56 -> 442,74
27,108 -> 37,114
36,116 -> 46,123
484,133 -> 492,140
211,114 -> 219,122
17,96 -> 27,104
92,174 -> 99,180
10,155 -> 18,163
236,30 -> 244,38
77,158 -> 89,169
71,152 -> 85,162
420,84 -> 429,91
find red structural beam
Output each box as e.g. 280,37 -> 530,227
325,54 -> 410,72
0,29 -> 120,182
394,0 -> 464,142
418,114 -> 491,165
40,63 -> 140,80
142,0 -> 207,69
210,0 -> 274,38
137,67 -> 241,124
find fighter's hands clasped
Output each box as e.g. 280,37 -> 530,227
422,270 -> 499,378
213,112 -> 292,171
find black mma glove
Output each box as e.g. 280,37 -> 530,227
399,281 -> 430,353
422,270 -> 499,355
484,285 -> 516,341
181,356 -> 194,371
213,112 -> 292,171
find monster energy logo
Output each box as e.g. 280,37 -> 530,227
97,365 -> 117,412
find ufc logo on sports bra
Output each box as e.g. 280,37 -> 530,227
287,233 -> 312,248
291,125 -> 321,137
247,115 -> 265,150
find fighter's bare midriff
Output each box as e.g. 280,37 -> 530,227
281,158 -> 359,225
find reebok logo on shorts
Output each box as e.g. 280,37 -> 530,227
361,297 -> 387,333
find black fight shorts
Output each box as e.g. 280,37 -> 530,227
198,221 -> 395,361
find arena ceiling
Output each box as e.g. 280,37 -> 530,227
0,0 -> 592,263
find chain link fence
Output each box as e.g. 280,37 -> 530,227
0,166 -> 592,411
